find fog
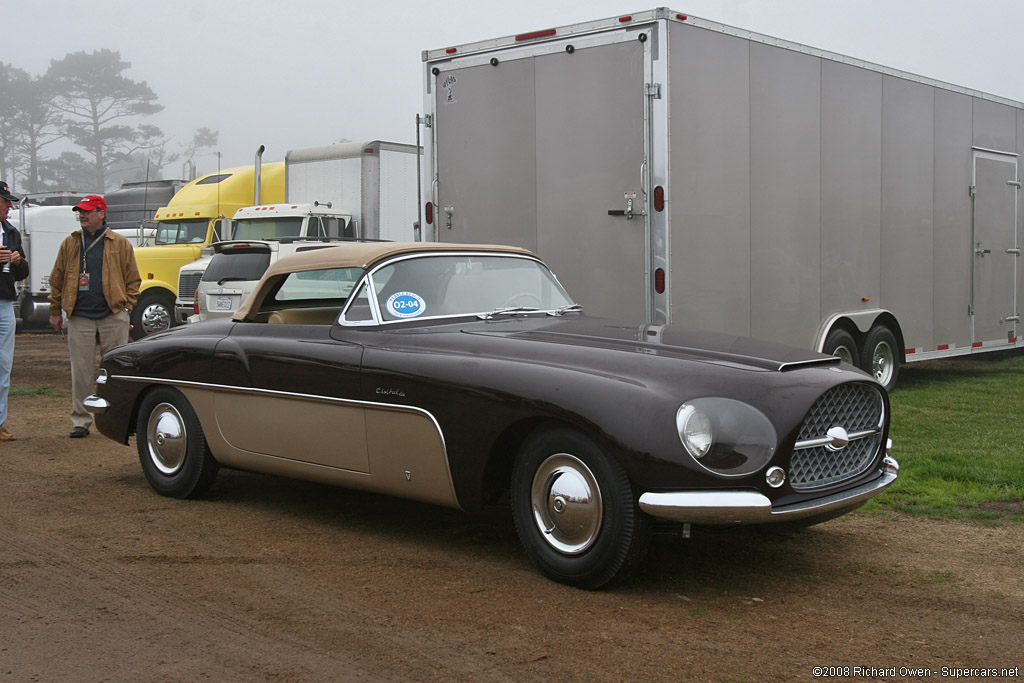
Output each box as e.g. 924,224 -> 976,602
8,0 -> 1024,178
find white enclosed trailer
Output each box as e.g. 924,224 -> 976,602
421,8 -> 1023,390
285,140 -> 420,242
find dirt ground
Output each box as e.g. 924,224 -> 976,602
1,332 -> 1022,682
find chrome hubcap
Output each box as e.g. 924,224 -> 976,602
146,403 -> 187,475
872,341 -> 895,385
141,303 -> 171,335
530,453 -> 602,555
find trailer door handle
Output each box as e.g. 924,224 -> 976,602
975,242 -> 991,257
1007,248 -> 1021,255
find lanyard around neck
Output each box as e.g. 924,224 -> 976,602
80,227 -> 108,270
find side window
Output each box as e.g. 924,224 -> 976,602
343,282 -> 374,322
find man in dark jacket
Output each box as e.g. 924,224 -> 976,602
0,181 -> 29,442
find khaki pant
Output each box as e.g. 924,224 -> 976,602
67,311 -> 130,429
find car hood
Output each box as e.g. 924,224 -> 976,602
457,315 -> 839,373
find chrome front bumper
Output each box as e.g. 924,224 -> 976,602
83,394 -> 110,414
638,454 -> 899,526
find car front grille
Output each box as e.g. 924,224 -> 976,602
789,382 -> 885,491
178,272 -> 203,305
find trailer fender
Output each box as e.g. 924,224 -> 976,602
815,310 -> 905,362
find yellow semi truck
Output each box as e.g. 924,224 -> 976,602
131,161 -> 284,338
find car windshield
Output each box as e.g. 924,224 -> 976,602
155,220 -> 209,245
353,253 -> 576,323
232,217 -> 305,240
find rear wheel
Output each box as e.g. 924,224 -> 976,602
823,328 -> 858,366
131,289 -> 175,340
136,387 -> 219,499
510,427 -> 651,589
860,326 -> 899,392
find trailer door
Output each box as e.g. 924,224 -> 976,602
972,150 -> 1019,345
432,35 -> 650,319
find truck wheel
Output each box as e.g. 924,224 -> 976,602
860,326 -> 899,392
510,427 -> 651,589
823,328 -> 858,366
131,290 -> 175,340
136,387 -> 219,499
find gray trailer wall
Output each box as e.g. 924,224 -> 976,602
668,20 -> 1020,352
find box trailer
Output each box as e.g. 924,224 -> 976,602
421,8 -> 1023,390
285,140 -> 420,242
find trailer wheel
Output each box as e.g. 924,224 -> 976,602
131,290 -> 175,340
823,329 -> 858,366
860,326 -> 899,392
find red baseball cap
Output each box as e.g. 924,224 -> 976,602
72,195 -> 107,212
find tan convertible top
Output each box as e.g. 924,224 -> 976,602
233,241 -> 539,321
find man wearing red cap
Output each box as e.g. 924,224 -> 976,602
48,195 -> 141,438
0,181 -> 29,442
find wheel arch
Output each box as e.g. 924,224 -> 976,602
816,310 -> 906,364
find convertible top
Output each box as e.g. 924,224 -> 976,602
233,241 -> 539,321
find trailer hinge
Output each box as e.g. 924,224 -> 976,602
969,185 -> 977,198
418,114 -> 433,128
645,83 -> 662,99
968,304 -> 975,316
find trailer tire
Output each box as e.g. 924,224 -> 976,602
860,326 -> 899,392
823,328 -> 858,366
131,290 -> 175,340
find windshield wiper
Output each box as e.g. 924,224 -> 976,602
476,306 -> 541,320
548,304 -> 583,316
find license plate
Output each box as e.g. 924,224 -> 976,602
215,296 -> 234,310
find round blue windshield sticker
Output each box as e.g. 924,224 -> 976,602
386,291 -> 426,319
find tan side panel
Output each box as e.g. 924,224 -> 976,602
215,392 -> 369,472
364,407 -> 458,508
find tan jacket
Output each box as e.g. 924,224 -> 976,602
48,228 -> 141,317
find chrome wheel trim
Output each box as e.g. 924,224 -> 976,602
871,340 -> 895,386
146,402 -> 187,475
141,302 -> 172,335
530,453 -> 603,555
832,343 -> 855,365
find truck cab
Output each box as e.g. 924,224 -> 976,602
130,163 -> 284,339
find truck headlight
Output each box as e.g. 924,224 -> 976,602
676,399 -> 778,477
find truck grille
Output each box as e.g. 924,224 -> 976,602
789,382 -> 885,491
177,272 -> 203,305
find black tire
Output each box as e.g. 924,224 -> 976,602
860,326 -> 899,393
136,387 -> 219,499
823,328 -> 858,366
510,427 -> 651,590
131,289 -> 175,340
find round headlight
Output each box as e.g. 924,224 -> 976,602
676,398 -> 778,477
677,404 -> 713,459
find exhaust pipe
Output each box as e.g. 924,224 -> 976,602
254,145 -> 265,205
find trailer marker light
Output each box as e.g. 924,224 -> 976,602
862,297 -> 870,302
654,185 -> 665,211
446,47 -> 457,54
655,268 -> 665,293
425,202 -> 433,225
905,348 -> 916,355
618,15 -> 633,22
972,341 -> 984,348
515,28 -> 556,42
677,14 -> 688,21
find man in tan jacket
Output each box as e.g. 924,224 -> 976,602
49,195 -> 141,438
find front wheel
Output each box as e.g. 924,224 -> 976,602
510,427 -> 651,589
136,387 -> 219,499
131,289 -> 175,340
860,326 -> 899,393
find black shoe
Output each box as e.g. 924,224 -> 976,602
69,426 -> 90,438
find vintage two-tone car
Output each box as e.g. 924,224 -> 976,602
86,242 -> 898,589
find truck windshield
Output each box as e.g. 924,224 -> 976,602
155,220 -> 209,245
233,218 -> 304,240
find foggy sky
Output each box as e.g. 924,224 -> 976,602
7,0 -> 1024,179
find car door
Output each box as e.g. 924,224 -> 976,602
211,323 -> 369,472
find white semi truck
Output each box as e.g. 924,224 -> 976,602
421,8 -> 1023,390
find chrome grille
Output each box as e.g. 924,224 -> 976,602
177,271 -> 203,305
790,382 -> 885,491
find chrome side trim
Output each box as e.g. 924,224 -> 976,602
638,456 -> 898,525
83,394 -> 110,414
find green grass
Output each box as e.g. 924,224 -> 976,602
10,386 -> 62,396
865,351 -> 1024,523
